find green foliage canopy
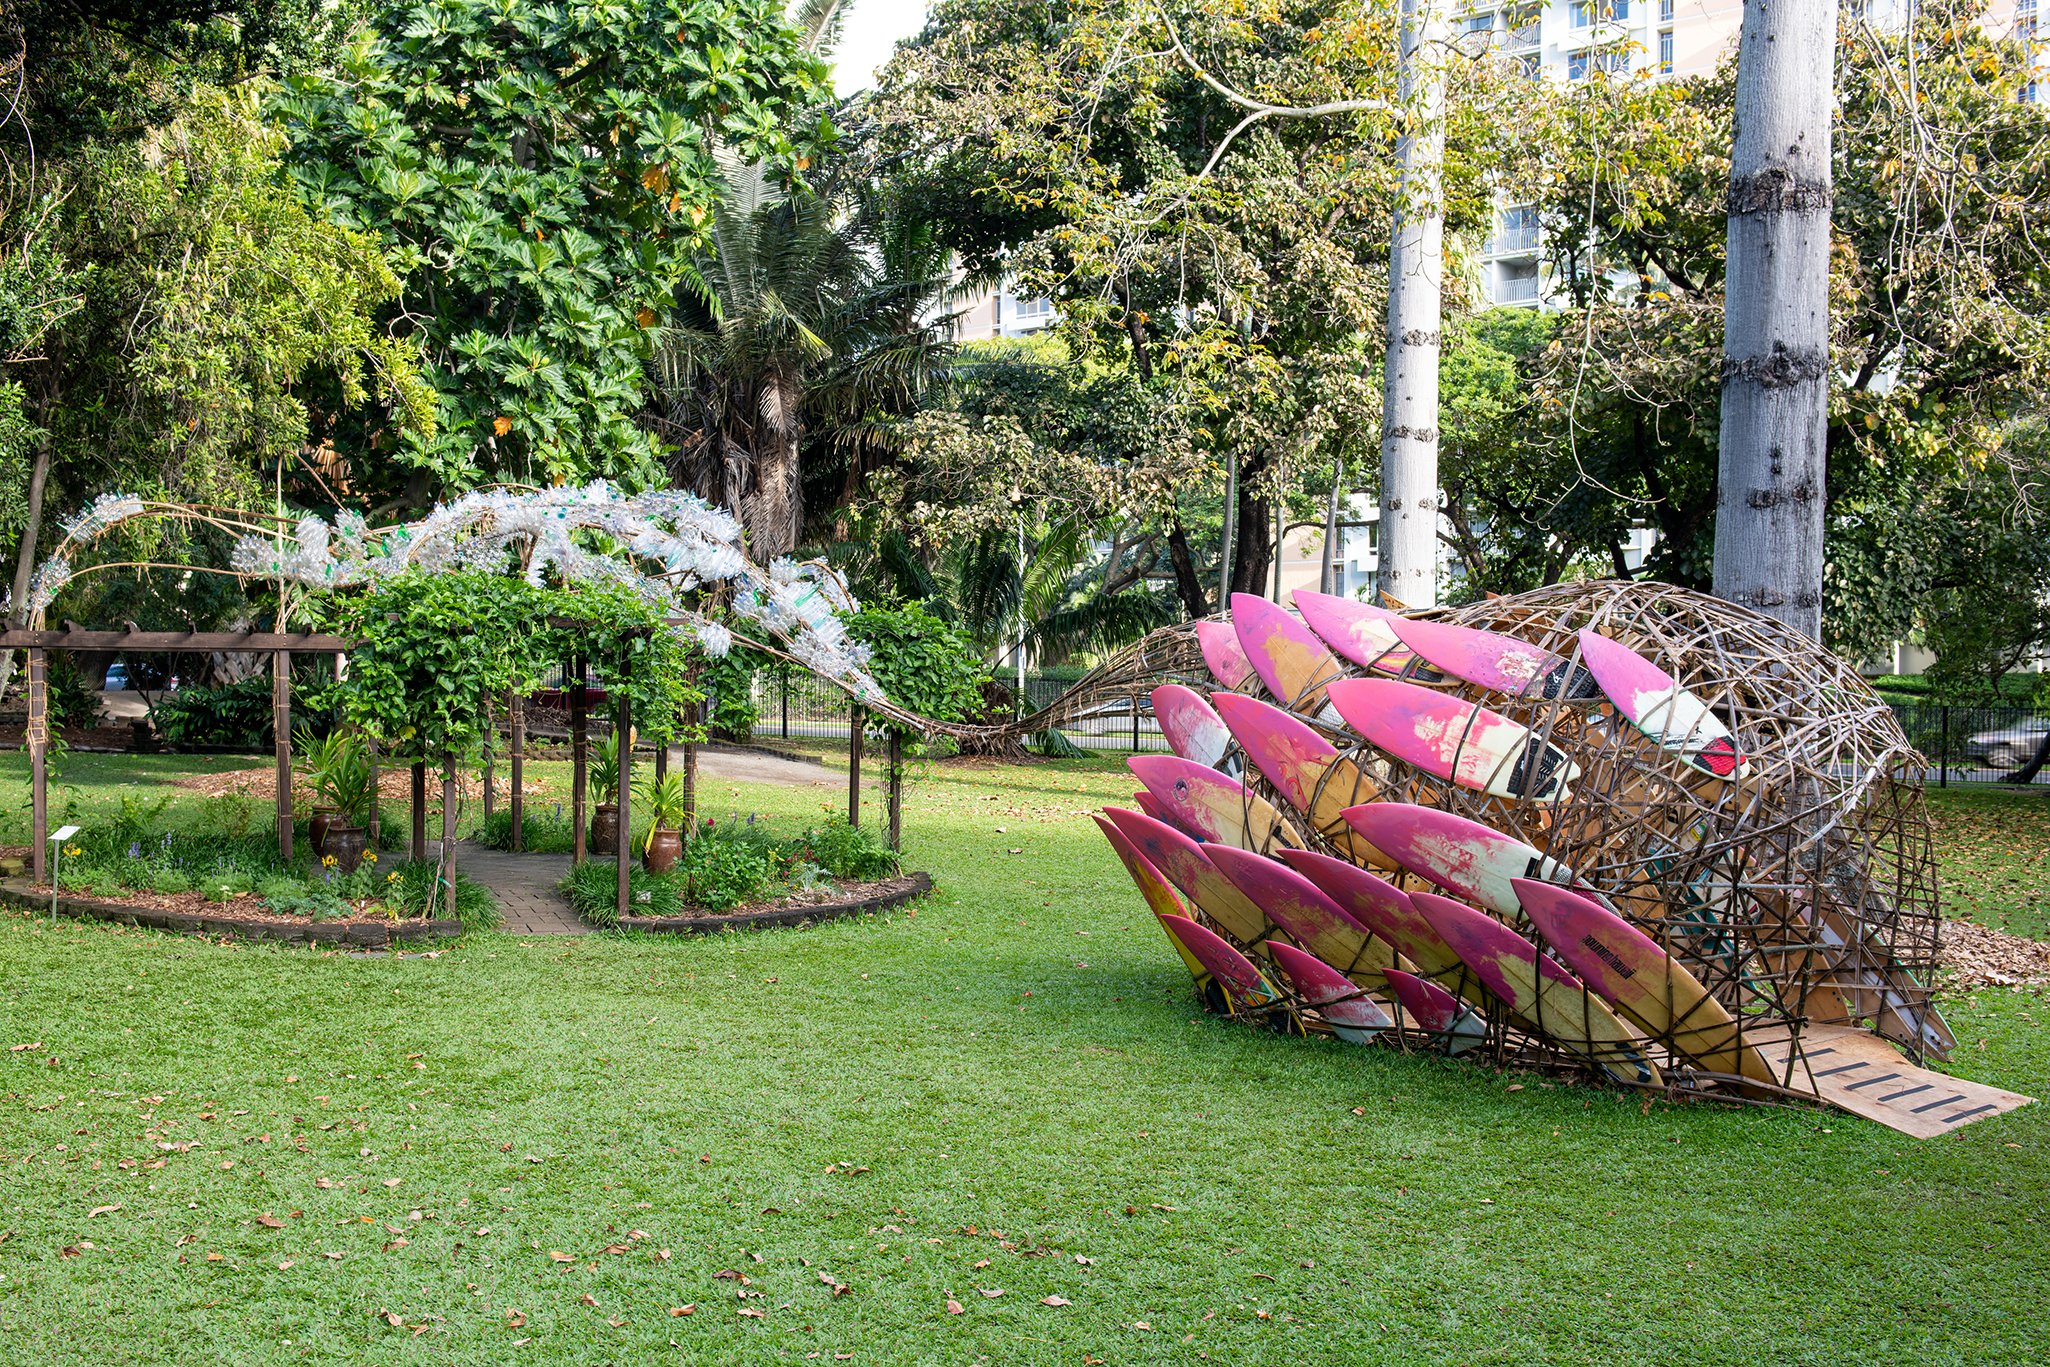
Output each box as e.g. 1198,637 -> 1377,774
274,0 -> 831,492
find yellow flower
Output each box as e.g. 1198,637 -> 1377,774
321,854 -> 338,868
63,845 -> 80,857
387,871 -> 401,884
361,850 -> 378,864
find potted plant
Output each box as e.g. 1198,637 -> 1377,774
638,772 -> 690,873
589,729 -> 628,855
299,728 -> 348,854
320,736 -> 376,874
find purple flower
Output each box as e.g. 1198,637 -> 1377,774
128,842 -> 141,860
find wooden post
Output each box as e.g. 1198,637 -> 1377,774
440,751 -> 458,911
848,705 -> 863,828
682,701 -> 699,845
409,761 -> 427,862
366,733 -> 381,850
482,705 -> 495,820
509,688 -> 525,852
887,730 -> 903,852
28,648 -> 47,885
571,656 -> 589,864
615,649 -> 632,924
273,650 -> 293,862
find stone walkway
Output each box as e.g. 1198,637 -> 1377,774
453,840 -> 587,935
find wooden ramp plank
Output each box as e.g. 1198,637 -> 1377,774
1757,1024 -> 2032,1138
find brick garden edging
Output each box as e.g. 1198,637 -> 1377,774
0,879 -> 462,948
615,871 -> 931,934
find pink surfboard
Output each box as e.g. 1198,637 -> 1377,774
1094,815 -> 1211,982
1267,941 -> 1394,1043
1411,891 -> 1660,1086
1152,685 -> 1233,769
1326,676 -> 1579,801
1576,629 -> 1747,779
1230,593 -> 1347,714
1339,802 -> 1591,920
1131,790 -> 1191,837
1204,843 -> 1402,979
1275,847 -> 1460,975
1382,968 -> 1485,1053
1211,691 -> 1391,867
1291,590 -> 1422,676
1390,616 -> 1598,701
1102,806 -> 1269,946
1194,620 -> 1257,692
1513,877 -> 1770,1080
1128,754 -> 1299,852
1155,911 -> 1284,1013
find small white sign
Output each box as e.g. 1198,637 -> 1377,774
50,825 -> 80,842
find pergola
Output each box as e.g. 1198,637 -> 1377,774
6,621 -> 902,922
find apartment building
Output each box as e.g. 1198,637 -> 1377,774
949,281 -> 1059,343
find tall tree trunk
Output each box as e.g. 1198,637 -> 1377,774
1713,0 -> 1836,640
748,370 -> 803,559
1227,458 -> 1274,599
1166,518 -> 1209,618
1378,0 -> 1445,610
0,422 -> 56,704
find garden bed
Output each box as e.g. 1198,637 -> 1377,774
0,878 -> 461,947
616,870 -> 930,933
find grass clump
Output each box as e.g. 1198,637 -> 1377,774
474,805 -> 578,854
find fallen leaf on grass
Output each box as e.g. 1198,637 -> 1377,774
1039,1296 -> 1071,1307
382,1178 -> 401,1188
601,1243 -> 630,1255
713,1268 -> 744,1281
978,1288 -> 1004,1298
8,1042 -> 43,1051
323,1252 -> 343,1260
59,1245 -> 82,1259
380,1311 -> 402,1327
669,1306 -> 695,1317
738,1307 -> 766,1319
87,1204 -> 119,1217
255,1214 -> 284,1229
579,1294 -> 598,1307
547,1250 -> 574,1263
973,1258 -> 990,1269
945,1298 -> 964,1315
506,1310 -> 526,1328
277,1260 -> 294,1270
204,1252 -> 225,1262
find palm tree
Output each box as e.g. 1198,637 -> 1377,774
646,0 -> 958,559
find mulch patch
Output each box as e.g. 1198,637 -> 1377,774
1942,918 -> 2050,989
0,879 -> 460,948
616,871 -> 931,934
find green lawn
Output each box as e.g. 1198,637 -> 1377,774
1,752 -> 2047,1364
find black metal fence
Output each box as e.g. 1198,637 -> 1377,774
746,672 -> 1172,753
745,675 -> 2050,781
1888,703 -> 2050,786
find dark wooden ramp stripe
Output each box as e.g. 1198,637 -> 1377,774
1942,1104 -> 1999,1125
1843,1072 -> 1902,1092
1879,1083 -> 1934,1104
1813,1060 -> 1871,1079
1910,1093 -> 1969,1114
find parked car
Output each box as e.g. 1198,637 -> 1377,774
1963,716 -> 2050,769
104,661 -> 130,691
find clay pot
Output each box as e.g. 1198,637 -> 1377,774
643,825 -> 683,874
325,824 -> 368,874
590,802 -> 619,855
308,808 -> 338,855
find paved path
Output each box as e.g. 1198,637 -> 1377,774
453,840 -> 587,935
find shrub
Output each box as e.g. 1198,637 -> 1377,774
799,815 -> 899,881
378,859 -> 498,929
46,656 -> 101,728
151,675 -> 278,748
678,819 -> 786,911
